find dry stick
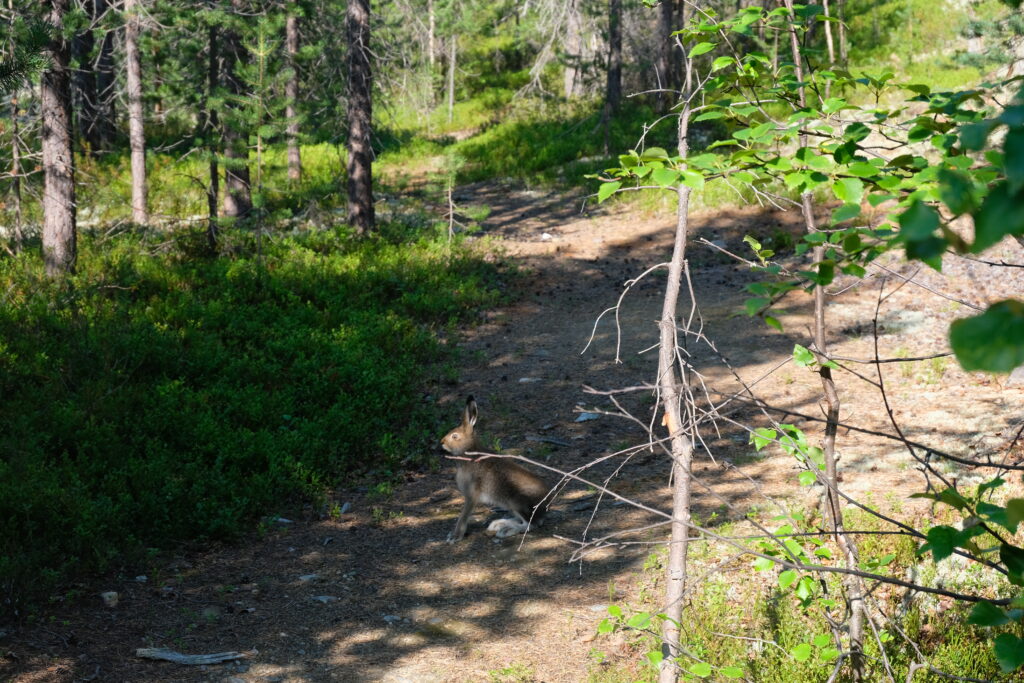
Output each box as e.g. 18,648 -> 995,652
779,2 -> 865,676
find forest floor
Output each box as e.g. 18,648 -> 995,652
4,181 -> 1024,683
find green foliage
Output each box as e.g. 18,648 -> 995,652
0,225 -> 502,615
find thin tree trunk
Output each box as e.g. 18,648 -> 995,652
822,0 -> 835,98
564,0 -> 580,99
205,21 -> 220,250
285,3 -> 302,183
656,0 -> 673,111
837,0 -> 847,63
427,0 -> 435,69
781,1 -> 864,678
124,0 -> 148,224
10,95 -> 23,253
223,0 -> 252,219
446,37 -> 455,124
346,0 -> 374,234
94,0 -> 116,150
41,0 -> 77,276
606,0 -> 622,115
658,13 -> 695,683
72,14 -> 99,155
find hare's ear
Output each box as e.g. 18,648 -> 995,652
464,396 -> 478,427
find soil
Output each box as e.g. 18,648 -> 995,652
3,182 -> 1023,683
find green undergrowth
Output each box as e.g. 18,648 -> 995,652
0,223 -> 503,618
590,507 -> 1007,682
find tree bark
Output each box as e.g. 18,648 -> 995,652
94,0 -> 116,150
346,0 -> 374,234
656,0 -> 673,111
285,2 -> 302,182
658,14 -> 694,682
781,1 -> 864,678
446,36 -> 455,124
605,0 -> 621,115
41,0 -> 77,276
563,0 -> 580,98
10,95 -> 23,253
205,19 -> 220,250
124,0 -> 148,224
427,0 -> 435,69
71,14 -> 99,155
222,0 -> 252,219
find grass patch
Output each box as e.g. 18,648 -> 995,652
0,222 -> 503,617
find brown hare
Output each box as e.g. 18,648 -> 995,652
441,396 -> 549,542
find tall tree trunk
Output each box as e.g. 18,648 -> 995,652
205,20 -> 220,250
563,0 -> 581,98
781,1 -> 864,678
285,2 -> 302,183
446,36 -> 455,124
222,0 -> 252,219
605,0 -> 622,115
427,0 -> 435,69
346,0 -> 374,234
94,0 -> 116,151
10,95 -> 23,253
41,0 -> 77,276
72,15 -> 99,155
124,0 -> 148,224
837,0 -> 847,63
656,0 -> 673,111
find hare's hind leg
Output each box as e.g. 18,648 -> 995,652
448,495 -> 475,543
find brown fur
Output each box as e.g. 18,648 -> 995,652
441,396 -> 549,542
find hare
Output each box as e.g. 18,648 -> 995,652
441,396 -> 549,542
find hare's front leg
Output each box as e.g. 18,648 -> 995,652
448,494 -> 475,543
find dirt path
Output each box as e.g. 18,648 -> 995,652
4,183 -> 1023,683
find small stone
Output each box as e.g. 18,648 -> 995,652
574,412 -> 600,422
201,606 -> 221,621
312,596 -> 338,604
339,502 -> 352,514
518,377 -> 542,383
428,617 -> 443,625
382,615 -> 402,623
588,604 -> 608,613
135,575 -> 148,583
100,591 -> 119,608
298,574 -> 319,583
541,232 -> 553,241
273,517 -> 293,524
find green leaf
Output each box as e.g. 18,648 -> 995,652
799,470 -> 817,486
791,643 -> 812,662
753,556 -> 775,571
646,650 -> 664,667
898,200 -> 940,240
721,666 -> 744,679
973,182 -> 1024,252
795,576 -> 815,601
750,427 -> 777,451
950,300 -> 1024,372
832,177 -> 864,204
745,297 -> 770,316
846,162 -> 878,177
1002,543 -> 1024,586
812,633 -> 832,648
608,604 -> 622,617
832,203 -> 861,223
938,168 -> 977,215
680,169 -> 706,190
597,618 -> 614,634
994,633 -> 1024,672
1007,499 -> 1024,530
597,181 -> 621,203
820,648 -> 840,663
960,121 -> 994,151
778,569 -> 798,589
690,661 -> 713,677
652,167 -> 680,187
641,147 -> 669,160
711,56 -> 735,71
969,601 -> 1011,627
688,41 -> 716,58
694,110 -> 725,122
627,612 -> 652,629
924,525 -> 958,561
764,314 -> 783,331
793,344 -> 815,367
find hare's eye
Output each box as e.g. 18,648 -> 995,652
451,434 -> 460,440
